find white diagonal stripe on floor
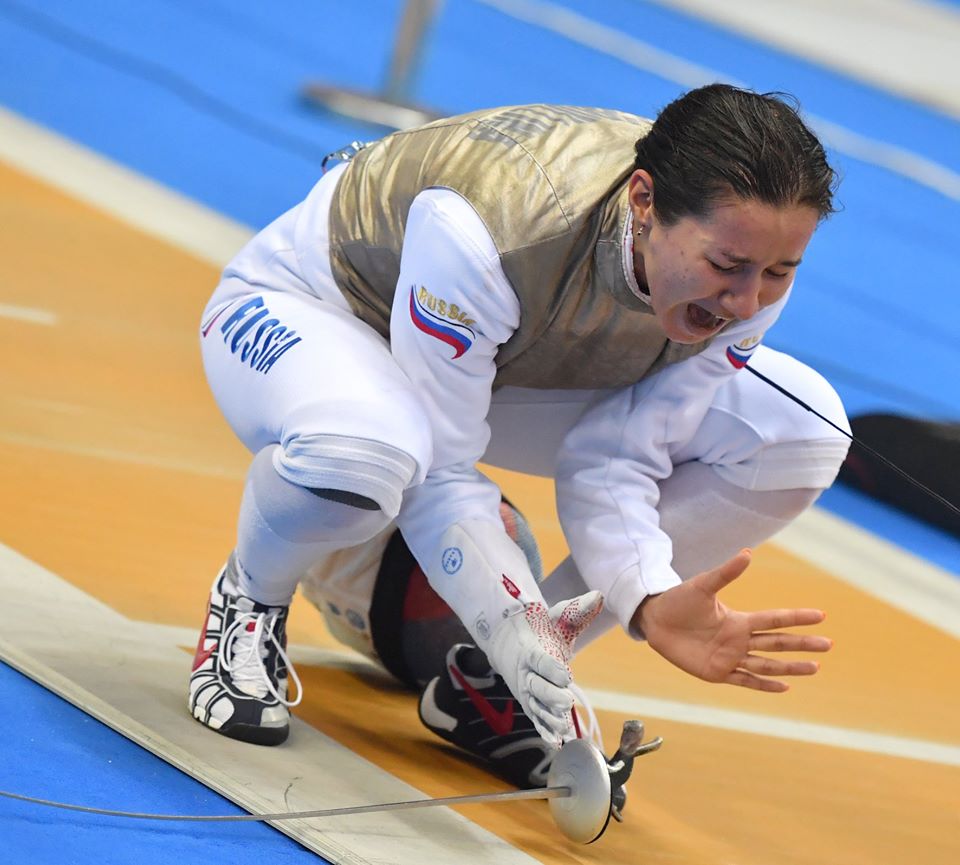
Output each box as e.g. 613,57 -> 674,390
0,303 -> 58,325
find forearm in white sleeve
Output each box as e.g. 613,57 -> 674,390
555,290 -> 791,632
388,188 -> 549,626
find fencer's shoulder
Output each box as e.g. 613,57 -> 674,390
408,187 -> 501,265
419,104 -> 651,135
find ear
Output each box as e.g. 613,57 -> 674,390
628,169 -> 655,225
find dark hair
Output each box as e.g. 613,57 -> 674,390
634,84 -> 838,225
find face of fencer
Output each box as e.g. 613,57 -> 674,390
628,170 -> 820,344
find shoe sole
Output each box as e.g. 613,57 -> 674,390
216,719 -> 290,747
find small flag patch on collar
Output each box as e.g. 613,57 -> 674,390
726,335 -> 762,369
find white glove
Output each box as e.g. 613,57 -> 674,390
485,590 -> 604,746
428,520 -> 604,747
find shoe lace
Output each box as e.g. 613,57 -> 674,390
570,683 -> 604,753
222,609 -> 302,708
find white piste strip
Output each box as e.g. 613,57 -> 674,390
0,543 -> 541,865
648,0 -> 960,121
0,303 -> 58,325
473,0 -> 960,202
0,106 -> 254,269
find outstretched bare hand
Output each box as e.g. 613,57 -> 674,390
632,550 -> 832,692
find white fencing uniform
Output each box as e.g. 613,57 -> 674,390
201,160 -> 850,654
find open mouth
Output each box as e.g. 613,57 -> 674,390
686,303 -> 728,333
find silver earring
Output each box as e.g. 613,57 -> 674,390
636,224 -> 645,236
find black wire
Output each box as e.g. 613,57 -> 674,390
768,342 -> 959,419
744,364 -> 960,520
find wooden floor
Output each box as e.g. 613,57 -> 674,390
3,159 -> 958,864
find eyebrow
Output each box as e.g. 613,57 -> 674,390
719,250 -> 803,267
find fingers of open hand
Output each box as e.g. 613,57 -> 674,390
739,653 -> 820,677
699,548 -> 752,595
748,608 -> 826,631
749,632 -> 833,653
723,669 -> 790,693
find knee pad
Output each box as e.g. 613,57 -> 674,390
248,446 -> 392,547
271,432 -> 419,519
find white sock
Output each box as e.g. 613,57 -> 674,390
661,462 -> 820,580
235,446 -> 390,606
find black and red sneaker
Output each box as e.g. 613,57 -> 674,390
419,642 -> 643,819
418,643 -> 556,788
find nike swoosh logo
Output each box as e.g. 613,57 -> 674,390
450,665 -> 515,736
200,303 -> 229,338
192,641 -> 218,671
191,604 -> 217,671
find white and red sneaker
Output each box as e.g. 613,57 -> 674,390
188,555 -> 301,746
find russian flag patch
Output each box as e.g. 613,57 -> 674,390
409,287 -> 476,359
726,335 -> 762,369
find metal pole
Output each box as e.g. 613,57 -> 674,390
302,0 -> 443,130
383,0 -> 444,103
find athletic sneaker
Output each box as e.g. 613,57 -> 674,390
419,643 -> 556,787
419,643 -> 626,800
188,555 -> 302,746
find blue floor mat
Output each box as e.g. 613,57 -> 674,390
0,662 -> 327,865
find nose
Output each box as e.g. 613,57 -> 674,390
718,276 -> 762,321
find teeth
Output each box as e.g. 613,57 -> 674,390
687,303 -> 728,331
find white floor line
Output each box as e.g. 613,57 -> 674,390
0,303 -> 58,325
6,397 -> 87,414
0,431 -> 246,481
473,0 -> 960,202
0,106 -> 253,269
648,0 -> 960,120
582,688 -> 960,767
775,507 -> 960,638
